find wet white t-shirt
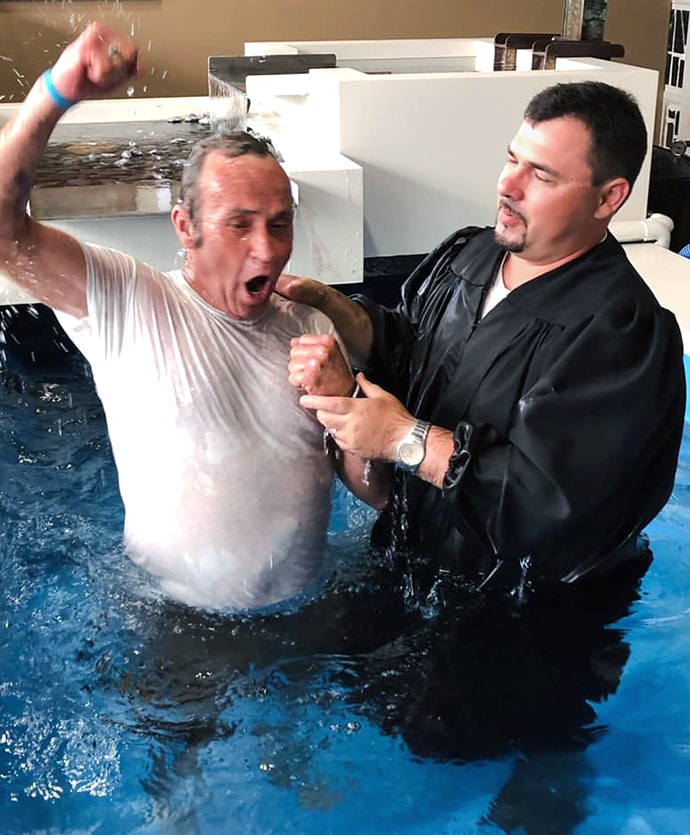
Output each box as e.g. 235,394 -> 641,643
56,244 -> 335,611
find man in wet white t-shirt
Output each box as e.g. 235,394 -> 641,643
0,23 -> 380,610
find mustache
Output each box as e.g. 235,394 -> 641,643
498,198 -> 527,225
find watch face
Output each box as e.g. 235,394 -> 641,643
398,439 -> 424,468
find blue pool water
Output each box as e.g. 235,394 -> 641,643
1,314 -> 690,834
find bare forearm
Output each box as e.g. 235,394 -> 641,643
0,80 -> 63,248
317,290 -> 374,368
336,452 -> 391,509
300,379 -> 456,490
415,426 -> 455,489
0,75 -> 90,316
0,24 -> 138,316
333,425 -> 452,508
278,275 -> 374,366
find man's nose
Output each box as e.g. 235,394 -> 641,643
498,165 -> 525,199
249,227 -> 275,262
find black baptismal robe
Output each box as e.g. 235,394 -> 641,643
357,226 -> 686,591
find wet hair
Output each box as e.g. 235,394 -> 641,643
524,81 -> 647,188
179,131 -> 279,224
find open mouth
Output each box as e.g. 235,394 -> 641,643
245,275 -> 271,296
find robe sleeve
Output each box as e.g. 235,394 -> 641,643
354,227 -> 485,400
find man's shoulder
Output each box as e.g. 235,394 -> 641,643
82,241 -> 135,271
401,226 -> 496,297
552,238 -> 681,342
586,236 -> 663,307
429,225 -> 500,278
82,241 -> 170,287
435,225 -> 495,258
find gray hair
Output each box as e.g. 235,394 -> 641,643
179,131 -> 278,222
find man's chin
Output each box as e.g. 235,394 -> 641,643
494,228 -> 525,253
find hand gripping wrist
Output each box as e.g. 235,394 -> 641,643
42,69 -> 77,111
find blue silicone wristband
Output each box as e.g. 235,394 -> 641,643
42,69 -> 77,110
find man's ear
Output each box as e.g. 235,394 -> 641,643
171,203 -> 196,249
594,177 -> 631,220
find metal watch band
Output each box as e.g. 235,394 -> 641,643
397,418 -> 431,473
409,419 -> 430,446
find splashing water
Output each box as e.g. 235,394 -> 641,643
513,555 -> 532,604
208,76 -> 249,132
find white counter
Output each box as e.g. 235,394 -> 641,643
0,94 -> 364,292
622,243 -> 690,353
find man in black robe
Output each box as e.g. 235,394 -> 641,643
282,80 -> 686,594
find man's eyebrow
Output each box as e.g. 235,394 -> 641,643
507,145 -> 562,179
226,207 -> 294,220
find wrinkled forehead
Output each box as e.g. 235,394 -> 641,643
198,151 -> 293,210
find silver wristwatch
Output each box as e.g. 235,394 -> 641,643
396,419 -> 431,473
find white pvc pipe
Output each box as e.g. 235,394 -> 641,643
610,212 -> 674,249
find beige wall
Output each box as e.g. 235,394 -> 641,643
0,0 -> 671,104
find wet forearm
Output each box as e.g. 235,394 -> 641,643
278,275 -> 374,367
415,426 -> 455,489
336,452 -> 391,510
0,79 -> 63,247
320,290 -> 374,368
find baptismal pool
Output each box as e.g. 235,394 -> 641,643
1,308 -> 690,835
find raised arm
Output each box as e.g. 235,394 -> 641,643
0,23 -> 138,318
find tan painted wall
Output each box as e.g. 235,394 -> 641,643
0,0 -> 671,105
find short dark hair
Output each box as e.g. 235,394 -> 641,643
524,81 -> 647,188
179,131 -> 277,222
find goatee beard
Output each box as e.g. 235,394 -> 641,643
494,229 -> 525,253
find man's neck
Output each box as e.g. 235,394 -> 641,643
502,234 -> 607,291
